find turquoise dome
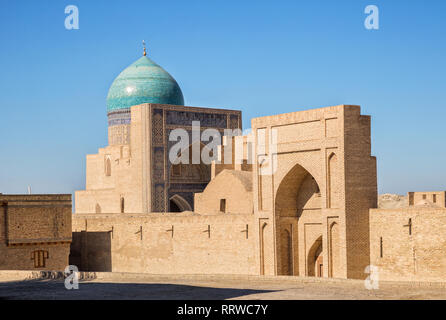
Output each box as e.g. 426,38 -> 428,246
106,56 -> 184,113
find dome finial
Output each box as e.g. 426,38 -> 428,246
142,40 -> 147,56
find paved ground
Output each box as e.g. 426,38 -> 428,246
0,276 -> 445,300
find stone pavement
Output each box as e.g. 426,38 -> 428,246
0,271 -> 445,300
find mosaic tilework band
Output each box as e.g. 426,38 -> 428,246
107,110 -> 131,126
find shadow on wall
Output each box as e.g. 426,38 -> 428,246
69,232 -> 112,272
0,280 -> 278,300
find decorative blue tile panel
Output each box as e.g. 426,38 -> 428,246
107,110 -> 131,126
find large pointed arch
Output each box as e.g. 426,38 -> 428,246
274,161 -> 322,276
275,162 -> 322,218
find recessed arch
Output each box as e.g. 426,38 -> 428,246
274,160 -> 322,196
274,161 -> 322,277
260,222 -> 268,275
307,236 -> 323,277
329,222 -> 341,278
327,152 -> 339,208
169,194 -> 192,212
275,162 -> 322,218
105,157 -> 112,176
279,228 -> 293,276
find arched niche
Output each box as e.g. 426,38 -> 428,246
274,162 -> 322,276
275,162 -> 322,218
307,236 -> 323,277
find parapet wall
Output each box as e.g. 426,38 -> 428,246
370,207 -> 446,282
71,212 -> 257,275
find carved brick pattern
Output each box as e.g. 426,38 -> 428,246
153,184 -> 165,212
166,110 -> 228,128
151,106 -> 241,213
151,109 -> 166,212
109,125 -> 130,145
153,147 -> 164,182
152,109 -> 164,145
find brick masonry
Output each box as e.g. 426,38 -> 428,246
0,194 -> 72,271
370,207 -> 446,282
73,104 -> 384,280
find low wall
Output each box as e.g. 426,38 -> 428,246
369,207 -> 446,282
71,212 -> 257,275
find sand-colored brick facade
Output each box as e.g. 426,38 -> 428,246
370,208 -> 446,282
73,104 -> 383,280
71,213 -> 256,274
75,104 -> 241,214
408,191 -> 446,207
2,103 -> 443,283
250,105 -> 377,279
3,46 -> 444,284
0,195 -> 72,271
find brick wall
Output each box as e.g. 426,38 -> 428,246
370,208 -> 446,282
71,212 -> 257,275
343,107 -> 377,279
0,195 -> 72,271
408,191 -> 446,207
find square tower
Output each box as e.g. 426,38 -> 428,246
251,105 -> 377,279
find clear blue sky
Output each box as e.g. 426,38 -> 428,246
0,0 -> 445,196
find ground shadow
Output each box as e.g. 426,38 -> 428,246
70,232 -> 112,272
0,279 -> 278,300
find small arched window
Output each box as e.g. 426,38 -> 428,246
105,157 -> 112,176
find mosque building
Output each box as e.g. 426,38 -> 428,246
70,47 -> 446,281
75,46 -> 241,214
2,46 -> 445,282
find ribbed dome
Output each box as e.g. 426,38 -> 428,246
106,56 -> 184,113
